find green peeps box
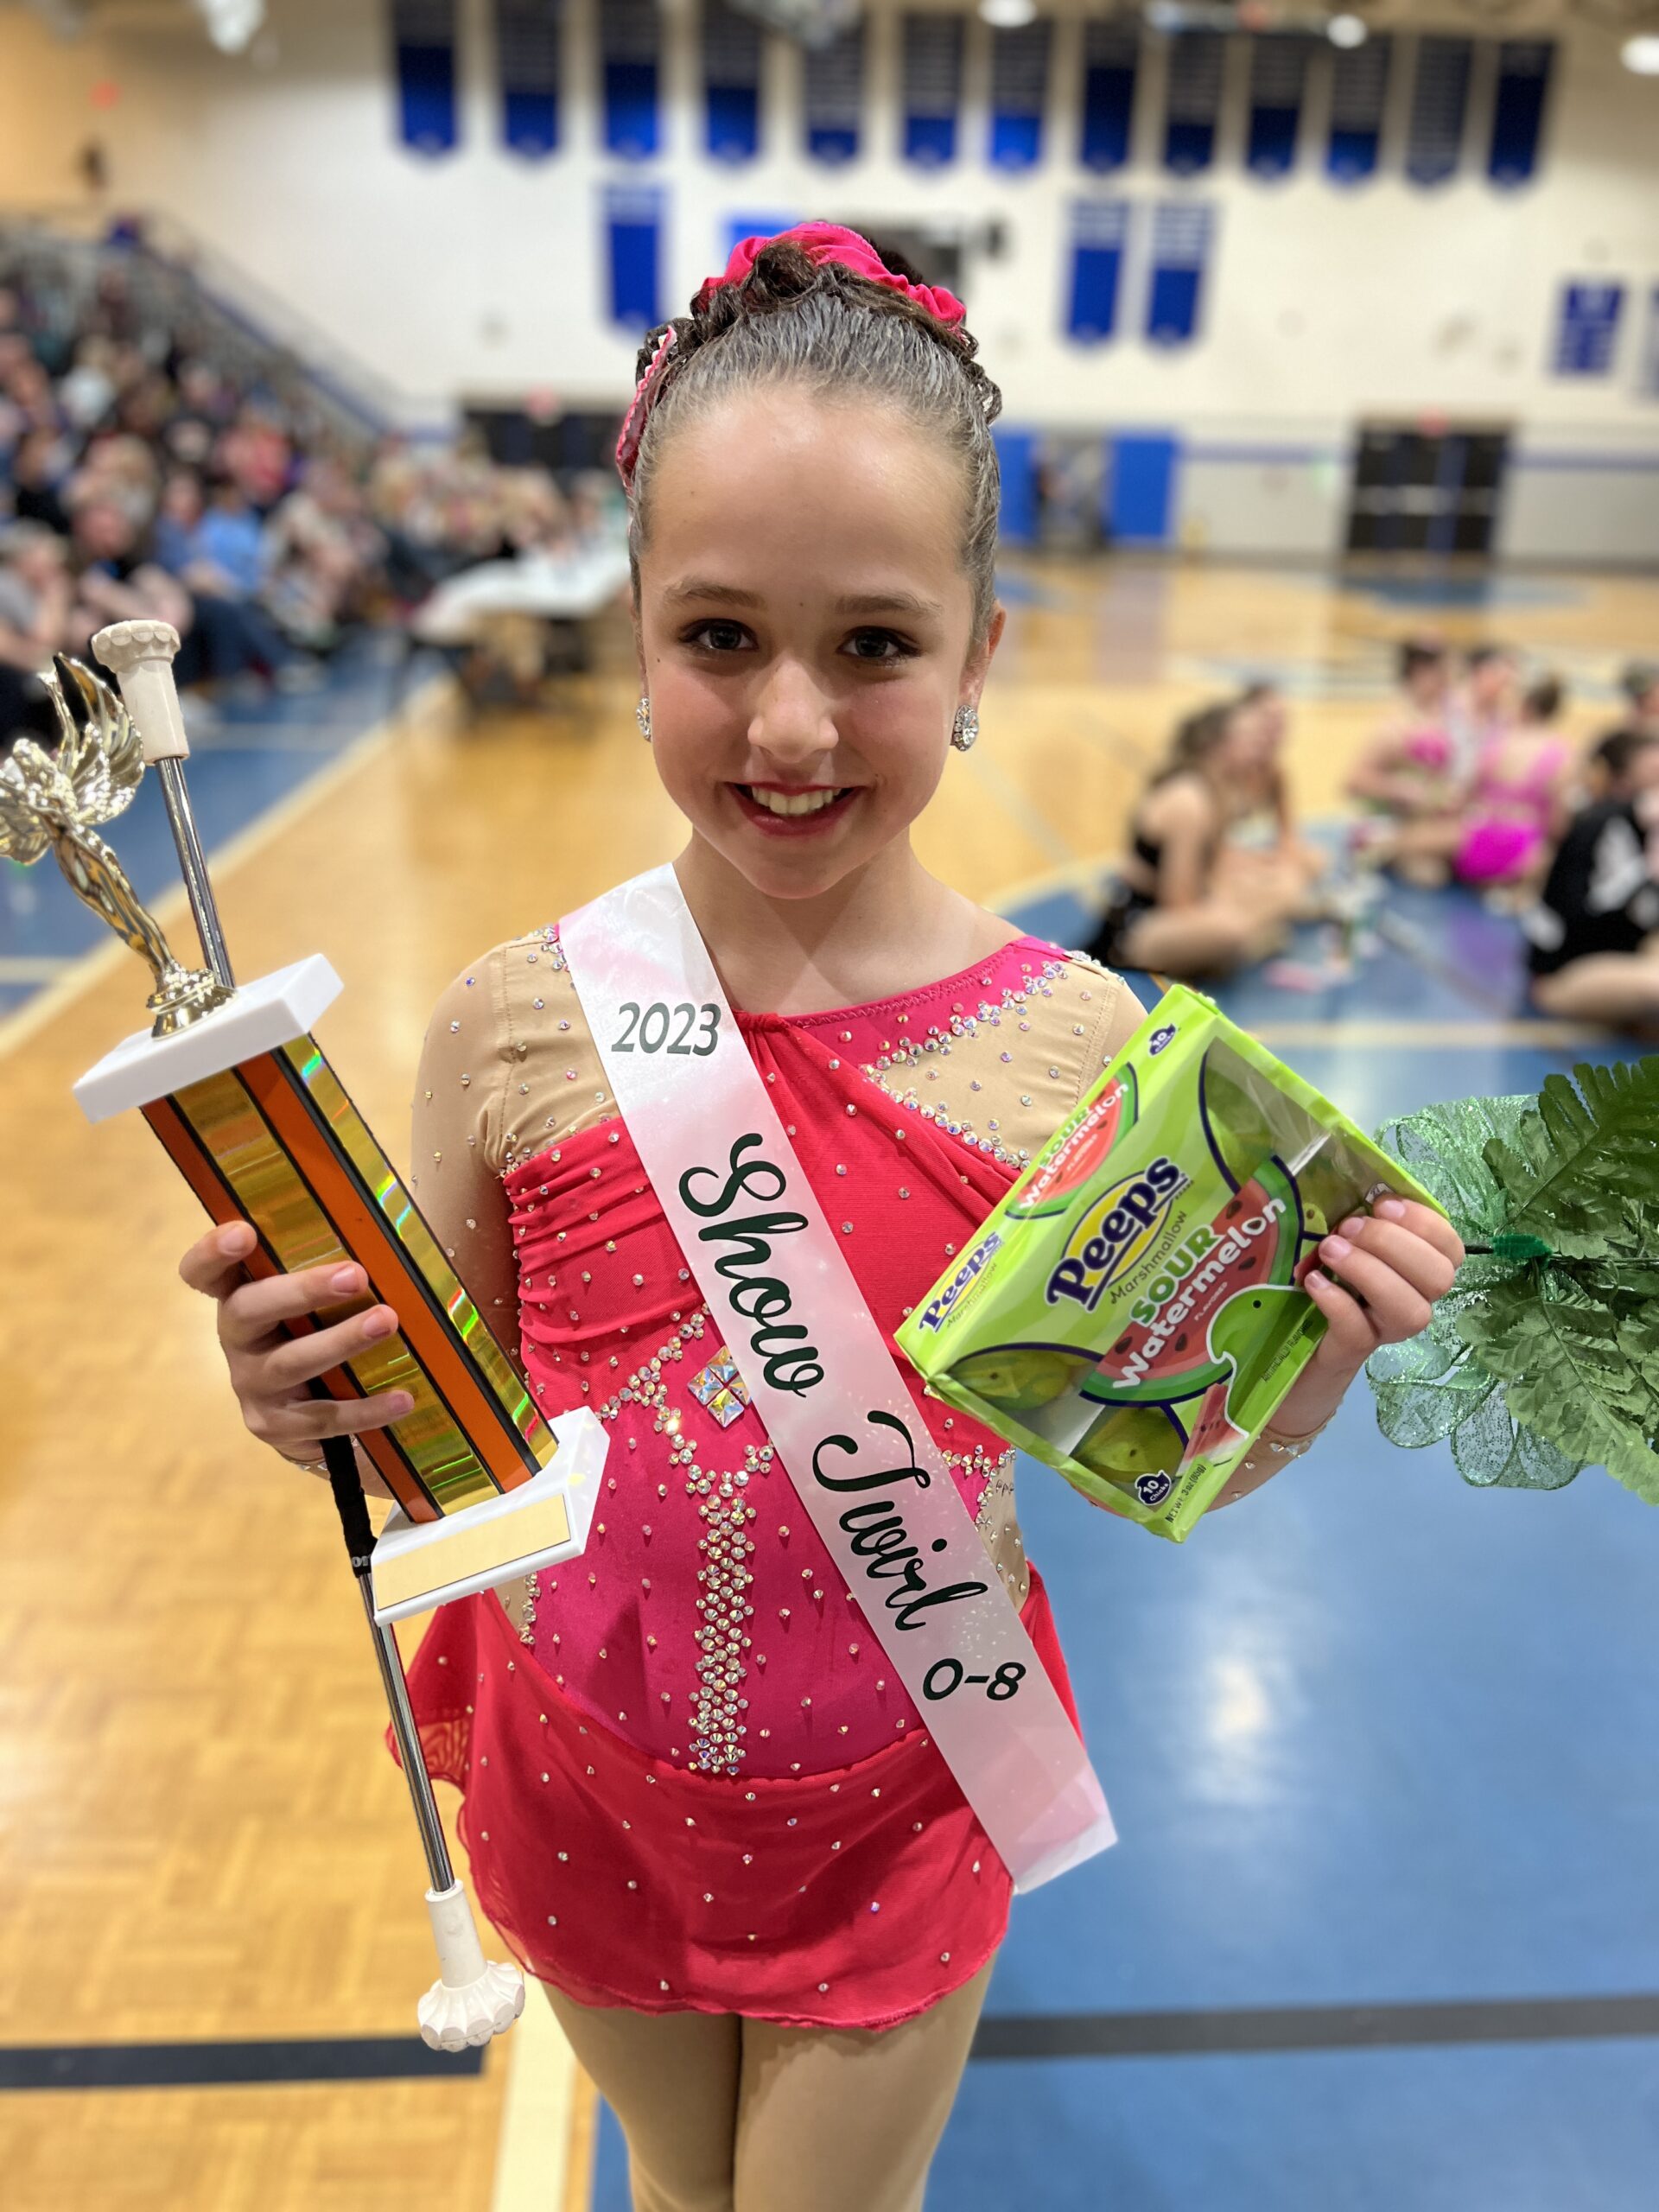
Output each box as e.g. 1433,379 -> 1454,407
896,984 -> 1442,1542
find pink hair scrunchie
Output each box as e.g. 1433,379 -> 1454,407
695,221 -> 967,327
613,223 -> 967,491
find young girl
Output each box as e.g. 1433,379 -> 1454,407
178,228 -> 1460,2212
1525,728 -> 1659,1029
1453,674 -> 1573,890
1367,671 -> 1573,895
1345,639 -> 1458,822
1085,691 -> 1313,977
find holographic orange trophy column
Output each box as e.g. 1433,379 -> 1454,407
0,622 -> 603,2050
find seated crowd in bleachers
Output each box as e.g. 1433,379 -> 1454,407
0,257 -> 606,743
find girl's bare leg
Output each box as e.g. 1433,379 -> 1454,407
1122,904 -> 1288,979
543,1983 -> 742,2212
1530,944 -> 1659,1033
733,1962 -> 994,2212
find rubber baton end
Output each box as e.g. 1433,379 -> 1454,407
92,620 -> 190,763
416,1880 -> 525,2050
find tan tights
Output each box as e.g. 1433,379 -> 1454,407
544,1962 -> 994,2212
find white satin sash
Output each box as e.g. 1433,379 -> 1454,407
560,865 -> 1114,1891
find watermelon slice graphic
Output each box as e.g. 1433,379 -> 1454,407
1010,1066 -> 1139,1221
1178,1376 -> 1247,1472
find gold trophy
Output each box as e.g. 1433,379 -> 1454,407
0,623 -> 604,2049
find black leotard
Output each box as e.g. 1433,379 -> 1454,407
1523,798 -> 1659,976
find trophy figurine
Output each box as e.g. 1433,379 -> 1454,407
0,622 -> 604,2049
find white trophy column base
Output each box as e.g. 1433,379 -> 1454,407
370,1408 -> 606,1624
418,1880 -> 525,2051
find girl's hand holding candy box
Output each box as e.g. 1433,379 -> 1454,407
897,984 -> 1465,1541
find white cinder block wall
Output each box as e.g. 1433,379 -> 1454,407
1,0 -> 1656,560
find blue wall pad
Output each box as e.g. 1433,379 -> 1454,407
1109,434 -> 1179,545
993,427 -> 1040,547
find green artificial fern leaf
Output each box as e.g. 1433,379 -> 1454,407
1366,1061 -> 1659,1500
1458,1277 -> 1659,1503
1484,1058 -> 1659,1258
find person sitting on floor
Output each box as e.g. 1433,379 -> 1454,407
1523,728 -> 1659,1033
1084,696 -> 1311,978
1346,639 -> 1459,823
1453,673 -> 1575,894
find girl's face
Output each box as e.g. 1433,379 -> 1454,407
1217,704 -> 1273,777
635,391 -> 999,901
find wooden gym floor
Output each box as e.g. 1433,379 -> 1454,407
3,558 -> 1657,2212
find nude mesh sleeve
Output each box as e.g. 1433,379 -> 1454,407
406,950 -> 522,1347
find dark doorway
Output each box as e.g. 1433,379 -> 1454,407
1344,423 -> 1510,560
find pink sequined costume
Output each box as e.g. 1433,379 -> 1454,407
400,931 -> 1141,2029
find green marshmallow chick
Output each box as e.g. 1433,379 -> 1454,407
954,1346 -> 1089,1414
1073,1404 -> 1184,1490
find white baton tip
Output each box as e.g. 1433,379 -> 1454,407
92,620 -> 191,763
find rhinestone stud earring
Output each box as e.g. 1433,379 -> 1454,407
950,703 -> 979,753
635,696 -> 652,741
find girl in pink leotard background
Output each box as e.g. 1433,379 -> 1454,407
1455,674 -> 1574,888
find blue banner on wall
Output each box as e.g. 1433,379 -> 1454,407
391,0 -> 458,156
1488,41 -> 1554,188
494,0 -> 561,158
606,184 -> 664,329
601,0 -> 659,160
1079,18 -> 1138,175
1245,35 -> 1312,181
1405,35 -> 1472,188
988,18 -> 1052,171
703,1 -> 762,163
1147,200 -> 1215,346
1326,34 -> 1390,184
1163,33 -> 1224,177
1554,283 -> 1624,378
803,22 -> 864,164
901,10 -> 963,168
1066,199 -> 1130,343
